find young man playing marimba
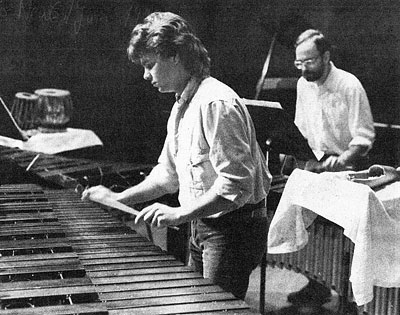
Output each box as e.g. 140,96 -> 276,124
83,11 -> 271,300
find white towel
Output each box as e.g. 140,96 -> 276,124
268,169 -> 400,306
0,128 -> 103,154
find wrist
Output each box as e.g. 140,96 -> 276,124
337,152 -> 355,166
336,155 -> 347,166
115,191 -> 128,202
177,206 -> 193,223
339,145 -> 368,165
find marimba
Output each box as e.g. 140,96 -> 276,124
0,144 -> 189,263
0,183 -> 257,314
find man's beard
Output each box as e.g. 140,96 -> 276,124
302,67 -> 324,82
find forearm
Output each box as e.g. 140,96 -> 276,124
305,145 -> 369,173
133,189 -> 238,228
337,145 -> 369,165
116,177 -> 172,205
316,145 -> 369,172
178,191 -> 236,222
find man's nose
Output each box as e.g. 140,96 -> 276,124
299,63 -> 308,70
143,69 -> 151,80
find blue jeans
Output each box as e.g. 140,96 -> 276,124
188,212 -> 269,300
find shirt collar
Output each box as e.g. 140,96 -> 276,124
175,77 -> 203,106
321,61 -> 336,87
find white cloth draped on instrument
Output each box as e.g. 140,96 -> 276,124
268,169 -> 400,306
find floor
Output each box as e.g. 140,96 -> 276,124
245,265 -> 340,315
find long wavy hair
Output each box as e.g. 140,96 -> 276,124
127,12 -> 211,79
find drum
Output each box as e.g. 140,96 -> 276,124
34,88 -> 73,132
10,92 -> 39,130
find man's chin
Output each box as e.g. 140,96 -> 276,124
302,71 -> 323,82
304,75 -> 319,82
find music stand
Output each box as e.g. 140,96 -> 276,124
244,98 -> 316,314
244,98 -> 315,161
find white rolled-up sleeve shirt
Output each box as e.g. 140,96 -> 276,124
147,76 -> 271,217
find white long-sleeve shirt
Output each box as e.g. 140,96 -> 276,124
295,63 -> 375,159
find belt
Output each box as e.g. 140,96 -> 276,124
201,199 -> 267,225
220,199 -> 267,220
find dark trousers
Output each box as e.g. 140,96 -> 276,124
189,208 -> 268,300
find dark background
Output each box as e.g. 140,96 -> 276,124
1,0 -> 399,166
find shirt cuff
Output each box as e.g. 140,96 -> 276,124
349,136 -> 374,153
210,176 -> 251,208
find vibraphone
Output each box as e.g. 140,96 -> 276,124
0,183 -> 257,314
264,188 -> 400,315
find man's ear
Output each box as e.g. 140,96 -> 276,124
173,54 -> 180,64
322,51 -> 330,64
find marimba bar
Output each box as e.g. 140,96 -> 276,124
0,184 -> 257,314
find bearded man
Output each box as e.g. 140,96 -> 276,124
294,29 -> 375,172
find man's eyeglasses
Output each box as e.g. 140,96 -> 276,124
294,56 -> 321,69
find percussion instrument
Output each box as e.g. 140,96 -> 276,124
265,188 -> 400,315
0,145 -> 188,264
0,183 -> 255,314
0,145 -> 153,190
34,89 -> 73,132
1,143 -> 398,314
10,92 -> 39,131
